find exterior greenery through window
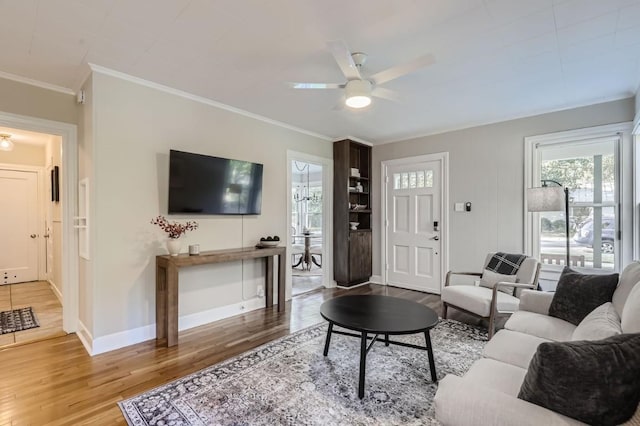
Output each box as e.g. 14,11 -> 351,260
538,138 -> 617,270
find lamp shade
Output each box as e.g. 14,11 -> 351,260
527,186 -> 565,212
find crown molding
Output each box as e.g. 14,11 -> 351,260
0,70 -> 75,95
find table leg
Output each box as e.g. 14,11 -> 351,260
359,331 -> 368,399
385,334 -> 389,346
155,262 -> 167,343
323,322 -> 334,356
265,256 -> 274,308
166,263 -> 179,347
277,252 -> 285,312
424,330 -> 438,382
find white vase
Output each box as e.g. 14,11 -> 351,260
166,238 -> 182,256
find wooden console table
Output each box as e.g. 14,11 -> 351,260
156,246 -> 286,347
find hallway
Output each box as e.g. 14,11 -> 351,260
0,281 -> 64,347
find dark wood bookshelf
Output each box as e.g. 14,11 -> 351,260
333,139 -> 372,287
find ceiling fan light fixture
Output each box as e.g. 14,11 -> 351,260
345,79 -> 372,108
0,133 -> 14,151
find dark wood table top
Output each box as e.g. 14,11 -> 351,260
320,295 -> 439,335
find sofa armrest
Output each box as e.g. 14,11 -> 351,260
434,375 -> 585,426
518,290 -> 555,315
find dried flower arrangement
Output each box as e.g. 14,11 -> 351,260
151,215 -> 198,239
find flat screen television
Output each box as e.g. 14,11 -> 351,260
168,149 -> 263,215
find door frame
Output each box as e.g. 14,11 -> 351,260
0,111 -> 78,333
380,152 -> 449,292
286,150 -> 334,293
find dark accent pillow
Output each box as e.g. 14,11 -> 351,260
548,267 -> 618,325
518,333 -> 640,426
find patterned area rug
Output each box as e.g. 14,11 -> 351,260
0,307 -> 40,334
119,319 -> 487,425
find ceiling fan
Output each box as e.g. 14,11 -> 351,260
289,41 -> 435,109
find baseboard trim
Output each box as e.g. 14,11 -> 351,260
370,275 -> 383,284
47,279 -> 63,304
89,297 -> 267,356
76,320 -> 94,355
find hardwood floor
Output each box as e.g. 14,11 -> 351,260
0,281 -> 65,348
0,283 -> 487,425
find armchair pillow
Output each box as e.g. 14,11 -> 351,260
548,267 -> 618,325
571,302 -> 621,341
478,269 -> 518,295
518,333 -> 640,426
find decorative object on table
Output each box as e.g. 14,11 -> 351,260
188,244 -> 200,256
151,215 -> 199,256
258,236 -> 280,247
350,168 -> 360,177
0,307 -> 40,334
118,319 -> 487,426
355,181 -> 363,192
349,222 -> 359,230
527,179 -> 570,265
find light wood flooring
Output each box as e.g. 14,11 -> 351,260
0,283 -> 486,425
0,281 -> 65,348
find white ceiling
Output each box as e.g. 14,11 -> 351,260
0,126 -> 52,146
1,0 -> 639,144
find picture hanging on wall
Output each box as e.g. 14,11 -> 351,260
51,165 -> 59,202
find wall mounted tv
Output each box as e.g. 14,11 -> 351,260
168,149 -> 263,215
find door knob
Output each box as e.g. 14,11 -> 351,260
30,234 -> 37,238
431,236 -> 439,241
44,234 -> 50,238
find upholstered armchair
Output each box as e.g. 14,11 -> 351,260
441,253 -> 541,338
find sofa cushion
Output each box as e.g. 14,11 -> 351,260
464,358 -> 528,396
518,333 -> 640,426
441,285 -> 519,317
613,261 -> 640,316
478,268 -> 518,295
621,282 -> 640,333
571,302 -> 621,341
505,311 -> 575,341
548,267 -> 618,326
483,329 -> 550,369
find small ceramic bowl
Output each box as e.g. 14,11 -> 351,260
349,222 -> 359,230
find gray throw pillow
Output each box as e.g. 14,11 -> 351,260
518,333 -> 640,426
478,268 -> 518,295
571,302 -> 622,341
548,267 -> 618,325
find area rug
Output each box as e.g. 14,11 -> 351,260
0,307 -> 40,334
119,319 -> 487,425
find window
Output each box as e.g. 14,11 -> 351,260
393,170 -> 433,189
526,123 -> 633,281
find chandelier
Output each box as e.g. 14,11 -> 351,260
293,161 -> 321,203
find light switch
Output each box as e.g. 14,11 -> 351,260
454,202 -> 464,212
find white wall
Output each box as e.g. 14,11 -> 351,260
85,71 -> 332,349
372,98 -> 635,277
0,143 -> 45,166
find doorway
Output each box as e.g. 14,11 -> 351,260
0,111 -> 78,346
382,153 -> 449,294
287,151 -> 333,297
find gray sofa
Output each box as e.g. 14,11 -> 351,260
434,262 -> 640,426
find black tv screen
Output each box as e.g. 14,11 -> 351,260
168,150 -> 263,215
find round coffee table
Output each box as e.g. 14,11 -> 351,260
320,295 -> 439,399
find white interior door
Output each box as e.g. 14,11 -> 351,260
386,160 -> 442,293
0,169 -> 39,284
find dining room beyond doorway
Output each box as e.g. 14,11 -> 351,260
291,160 -> 324,296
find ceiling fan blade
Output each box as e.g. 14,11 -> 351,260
372,87 -> 401,102
370,53 -> 435,85
288,82 -> 345,89
327,40 -> 362,80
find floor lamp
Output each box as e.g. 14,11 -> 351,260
527,180 -> 570,266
